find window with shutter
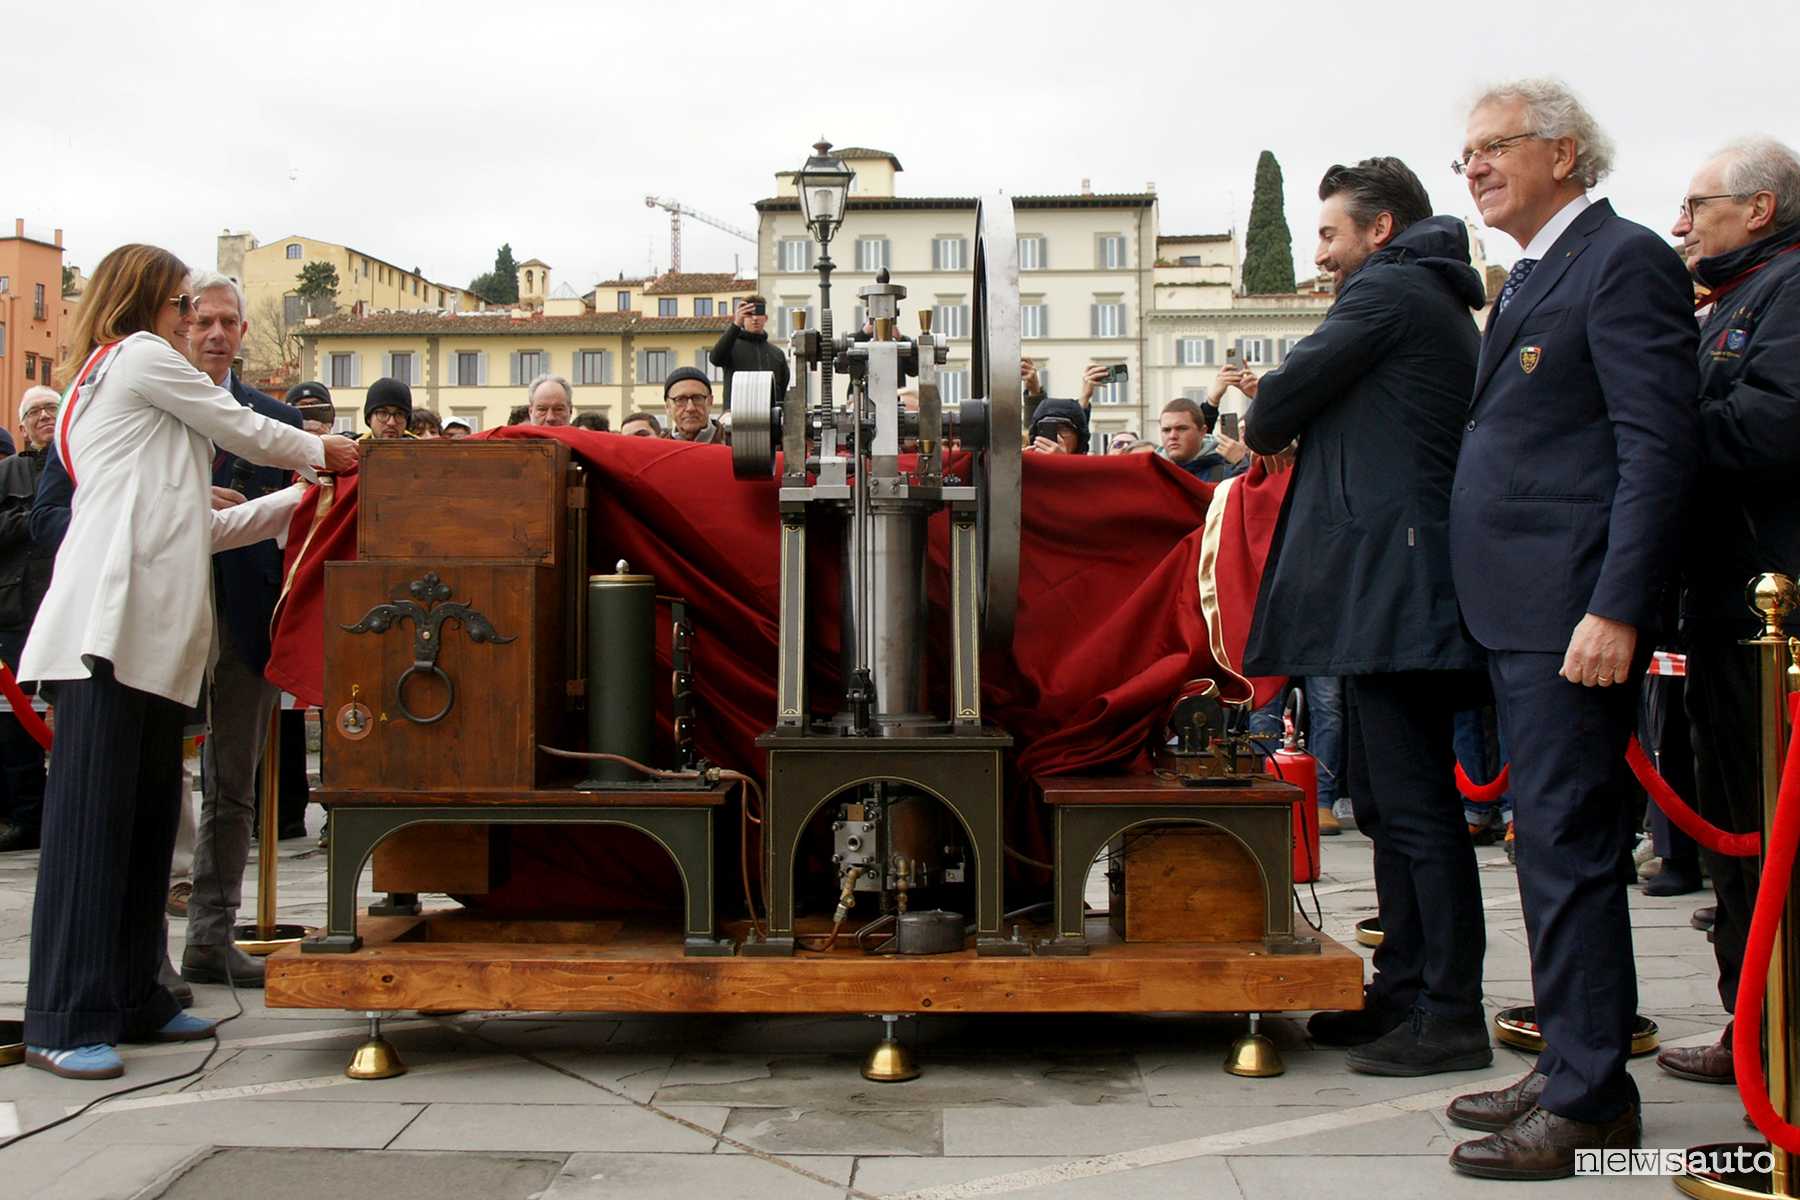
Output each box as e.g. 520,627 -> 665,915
454,351 -> 480,386
658,298 -> 678,317
694,297 -> 713,317
641,349 -> 674,384
1091,301 -> 1125,338
576,350 -> 611,385
1098,235 -> 1126,269
855,238 -> 890,272
932,237 -> 967,272
616,291 -> 631,311
779,239 -> 813,272
329,352 -> 355,388
283,294 -> 304,324
940,368 -> 971,403
1018,236 -> 1046,270
1021,302 -> 1047,339
1240,338 -> 1269,366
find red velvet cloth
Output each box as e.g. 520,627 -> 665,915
266,427 -> 1288,912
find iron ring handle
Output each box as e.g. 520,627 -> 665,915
394,662 -> 454,725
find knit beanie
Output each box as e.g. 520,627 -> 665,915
661,366 -> 713,400
364,376 -> 413,425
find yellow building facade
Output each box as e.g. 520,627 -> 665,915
221,231 -> 477,375
297,312 -> 734,432
592,271 -> 757,320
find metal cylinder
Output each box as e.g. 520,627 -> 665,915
838,502 -> 930,725
586,561 -> 655,783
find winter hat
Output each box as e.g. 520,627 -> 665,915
364,376 -> 413,425
661,366 -> 713,400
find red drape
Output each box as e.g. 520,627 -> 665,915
266,428 -> 1288,912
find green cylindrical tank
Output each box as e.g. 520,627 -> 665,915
585,560 -> 655,784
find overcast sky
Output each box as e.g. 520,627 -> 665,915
12,0 -> 1799,292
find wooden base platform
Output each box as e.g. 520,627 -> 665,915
266,910 -> 1364,1015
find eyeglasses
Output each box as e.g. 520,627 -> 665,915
369,407 -> 407,422
167,293 -> 194,317
1678,193 -> 1740,221
1451,133 -> 1539,176
668,395 -> 710,409
21,404 -> 56,420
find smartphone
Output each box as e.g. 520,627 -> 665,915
1225,347 -> 1239,364
1104,363 -> 1129,384
752,300 -> 767,316
1219,412 -> 1240,441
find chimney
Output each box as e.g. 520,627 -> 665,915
1080,178 -> 1092,195
14,219 -> 23,238
54,228 -> 63,248
1146,182 -> 1156,194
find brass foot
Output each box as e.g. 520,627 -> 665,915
232,922 -> 315,957
345,1014 -> 407,1080
1674,1141 -> 1779,1199
1225,1012 -> 1284,1078
862,1014 -> 919,1083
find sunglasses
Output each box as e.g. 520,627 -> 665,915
167,293 -> 194,317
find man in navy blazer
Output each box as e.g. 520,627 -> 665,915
180,275 -> 303,990
1443,80 -> 1699,1179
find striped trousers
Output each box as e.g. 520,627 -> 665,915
25,659 -> 187,1049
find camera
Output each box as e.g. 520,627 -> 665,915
752,300 -> 767,316
1103,363 -> 1129,384
1031,416 -> 1078,442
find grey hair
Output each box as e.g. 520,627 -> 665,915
1472,77 -> 1615,188
1716,136 -> 1800,229
186,269 -> 247,319
526,373 -> 572,405
19,385 -> 59,420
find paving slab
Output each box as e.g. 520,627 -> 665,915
657,1052 -> 1143,1109
943,1103 -> 1334,1157
388,1101 -> 727,1152
157,1147 -> 563,1200
49,1097 -> 425,1148
544,1151 -> 851,1198
720,1106 -> 943,1156
1225,1152 -> 1657,1199
855,1152 -> 1245,1199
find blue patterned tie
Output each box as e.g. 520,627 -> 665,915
1498,257 -> 1538,313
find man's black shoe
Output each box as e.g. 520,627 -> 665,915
1645,861 -> 1703,897
181,943 -> 266,988
1307,986 -> 1408,1048
1692,905 -> 1717,932
1345,1006 -> 1492,1076
0,823 -> 40,853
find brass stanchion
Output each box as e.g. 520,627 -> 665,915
1678,572 -> 1799,1200
233,703 -> 313,954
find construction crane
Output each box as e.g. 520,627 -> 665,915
645,196 -> 756,274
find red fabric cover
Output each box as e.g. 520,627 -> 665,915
266,426 -> 1289,912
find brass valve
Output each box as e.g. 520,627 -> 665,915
833,866 -> 865,923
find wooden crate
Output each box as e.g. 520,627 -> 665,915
357,438 -> 570,563
1107,826 -> 1268,943
322,560 -> 566,791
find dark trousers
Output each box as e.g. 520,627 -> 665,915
1489,649 -> 1642,1123
0,628 -> 45,834
1642,673 -> 1698,871
1684,626 -> 1761,1012
1344,672 -> 1487,1020
277,707 -> 310,832
190,640 -> 278,946
25,660 -> 186,1048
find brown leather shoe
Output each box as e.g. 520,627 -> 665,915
1446,1069 -> 1548,1132
1449,1104 -> 1640,1181
1658,1025 -> 1734,1084
166,880 -> 192,918
1317,806 -> 1342,837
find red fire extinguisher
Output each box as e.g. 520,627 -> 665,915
1271,689 -> 1321,884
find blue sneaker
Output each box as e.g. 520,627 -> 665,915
26,1044 -> 124,1079
140,1012 -> 219,1043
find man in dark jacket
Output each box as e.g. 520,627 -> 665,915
1445,81 -> 1697,1179
0,386 -> 61,851
710,294 -> 789,407
180,275 -> 304,989
1244,158 -> 1491,1076
1653,137 -> 1800,1087
1025,396 -> 1089,454
1159,397 -> 1247,481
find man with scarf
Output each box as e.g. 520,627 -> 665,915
1655,135 -> 1800,1088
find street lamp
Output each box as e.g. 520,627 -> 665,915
797,139 -> 853,245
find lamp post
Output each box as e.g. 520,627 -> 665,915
797,140 -> 854,401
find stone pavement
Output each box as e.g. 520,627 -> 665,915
0,800 -> 1746,1199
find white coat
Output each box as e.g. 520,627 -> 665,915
19,332 -> 324,705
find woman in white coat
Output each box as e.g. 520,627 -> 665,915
19,244 -> 358,1079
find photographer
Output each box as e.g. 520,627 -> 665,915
1243,157 -> 1490,1077
1021,359 -> 1110,412
1024,396 -> 1088,454
710,294 -> 789,406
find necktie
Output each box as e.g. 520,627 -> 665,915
1498,257 -> 1538,314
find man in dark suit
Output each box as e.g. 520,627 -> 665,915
1244,158 -> 1491,1076
1444,80 -> 1699,1179
179,274 -> 303,989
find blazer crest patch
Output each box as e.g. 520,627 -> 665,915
1518,345 -> 1542,374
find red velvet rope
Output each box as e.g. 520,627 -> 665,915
1735,691 -> 1800,1155
1455,737 -> 1761,857
1625,735 -> 1761,857
0,660 -> 51,751
1454,761 -> 1511,805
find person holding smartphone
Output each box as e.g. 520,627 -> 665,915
709,293 -> 790,410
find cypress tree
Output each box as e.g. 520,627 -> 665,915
1242,151 -> 1297,295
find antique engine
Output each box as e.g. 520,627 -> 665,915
728,146 -> 1024,955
